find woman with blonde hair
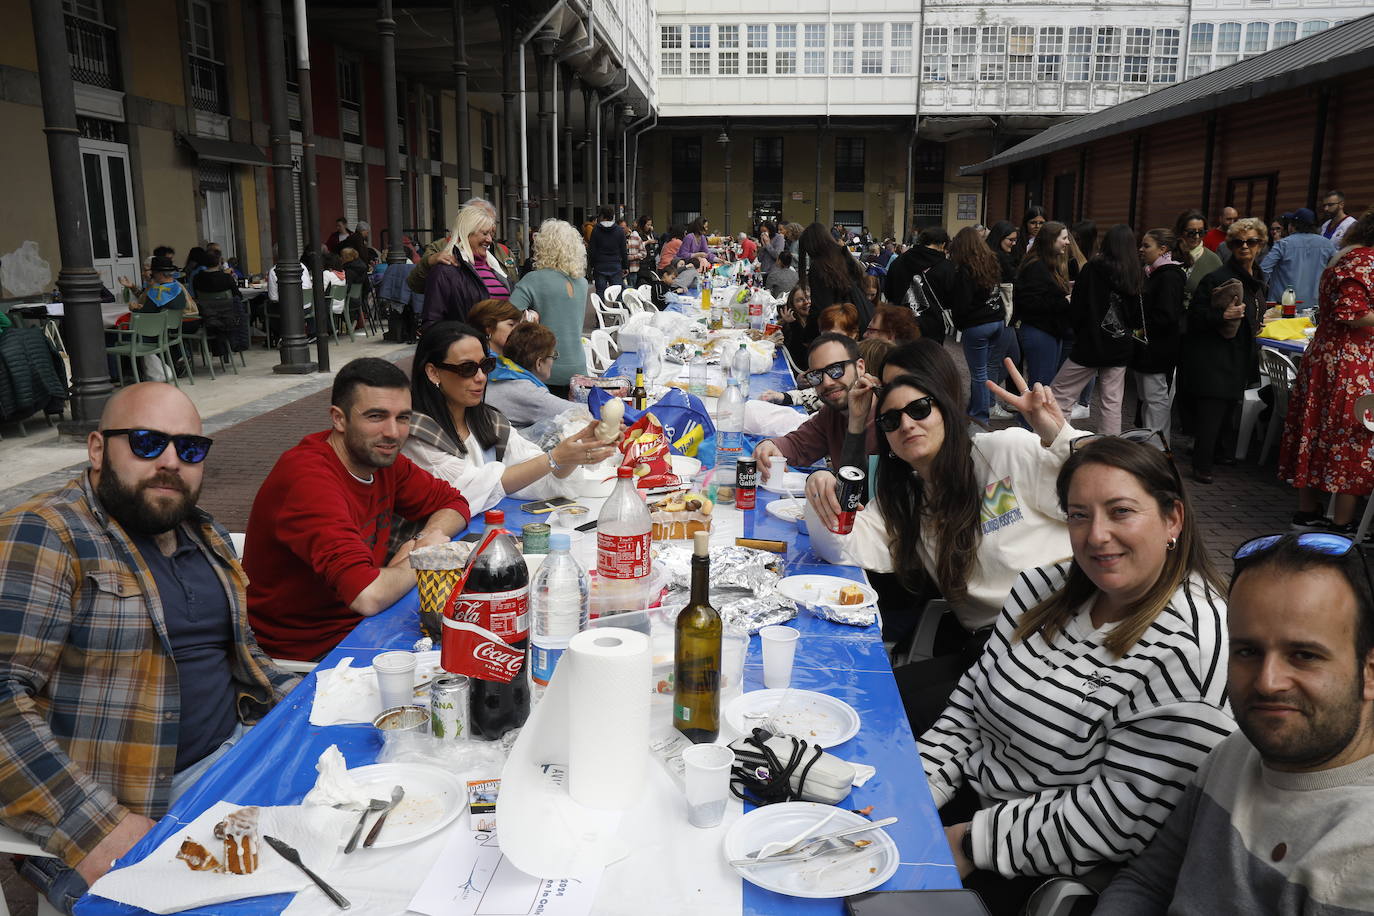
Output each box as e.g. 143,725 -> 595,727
509,219 -> 590,396
420,205 -> 511,328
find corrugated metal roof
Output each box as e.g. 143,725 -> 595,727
961,13 -> 1374,175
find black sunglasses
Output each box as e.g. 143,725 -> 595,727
1234,532 -> 1374,597
1229,238 -> 1264,248
1069,428 -> 1172,459
102,428 -> 214,463
1181,228 -> 1205,237
877,396 -> 935,432
435,356 -> 497,377
798,359 -> 855,389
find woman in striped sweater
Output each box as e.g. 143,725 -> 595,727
921,436 -> 1234,915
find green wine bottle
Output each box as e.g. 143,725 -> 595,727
673,531 -> 722,743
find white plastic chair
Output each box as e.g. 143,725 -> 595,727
581,336 -> 596,373
592,293 -> 629,329
603,284 -> 623,303
619,288 -> 649,315
636,284 -> 651,300
1235,385 -> 1266,461
587,329 -> 618,373
1258,348 -> 1299,464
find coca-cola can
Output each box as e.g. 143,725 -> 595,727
831,466 -> 866,534
430,674 -> 470,741
735,457 -> 758,510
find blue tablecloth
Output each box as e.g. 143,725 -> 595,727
1259,336 -> 1306,356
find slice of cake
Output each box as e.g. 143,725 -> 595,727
213,806 -> 261,875
176,838 -> 223,873
838,584 -> 866,606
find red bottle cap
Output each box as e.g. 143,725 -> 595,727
484,509 -> 505,525
617,466 -> 633,478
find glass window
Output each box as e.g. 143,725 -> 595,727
890,49 -> 912,74
718,51 -> 739,74
863,23 -> 884,47
189,0 -> 215,59
834,137 -> 865,193
1273,21 -> 1298,46
661,25 -> 682,49
1216,22 -> 1241,52
776,50 -> 796,74
833,49 -> 854,74
1186,55 -> 1209,79
718,25 -> 739,49
803,50 -> 826,73
922,27 -> 948,81
861,50 -> 883,74
776,24 -> 796,48
804,24 -> 826,48
1123,27 -> 1150,82
689,52 -> 710,74
1244,22 -> 1268,53
1095,27 -> 1121,81
950,28 -> 976,80
834,24 -> 854,47
747,24 -> 769,48
1038,27 -> 1063,81
689,25 -> 710,49
747,50 -> 769,73
1067,26 -> 1092,81
661,52 -> 681,75
981,27 -> 1007,81
1153,28 -> 1179,83
892,23 -> 913,48
1300,20 -> 1329,38
1009,26 -> 1034,80
1190,22 -> 1214,52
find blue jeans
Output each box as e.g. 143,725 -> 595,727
1018,324 -> 1065,390
962,321 -> 1015,421
592,270 -> 621,296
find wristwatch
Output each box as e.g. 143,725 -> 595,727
960,825 -> 975,864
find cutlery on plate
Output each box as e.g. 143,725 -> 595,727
343,797 -> 390,854
263,835 -> 350,909
736,816 -> 900,864
362,784 -> 405,848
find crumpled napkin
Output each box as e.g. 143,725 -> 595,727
88,802 -> 355,915
309,653 -> 442,726
744,399 -> 806,437
302,745 -> 373,809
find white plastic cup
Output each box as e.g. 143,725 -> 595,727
372,650 -> 418,711
767,455 -> 786,482
682,743 -> 735,828
760,625 -> 800,689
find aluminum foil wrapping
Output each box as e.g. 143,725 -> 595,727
720,596 -> 797,633
806,602 -> 878,628
665,341 -> 719,365
654,544 -> 794,633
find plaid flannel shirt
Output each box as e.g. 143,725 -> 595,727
0,473 -> 298,868
626,231 -> 645,269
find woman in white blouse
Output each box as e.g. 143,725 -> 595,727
403,321 -> 617,514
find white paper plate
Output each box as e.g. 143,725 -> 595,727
765,497 -> 806,522
670,454 -> 703,479
723,802 -> 898,898
725,689 -> 861,748
343,763 -> 467,848
762,471 -> 809,495
778,574 -> 878,610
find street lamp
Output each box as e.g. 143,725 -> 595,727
717,128 -> 731,237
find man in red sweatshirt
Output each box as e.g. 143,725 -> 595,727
244,358 -> 470,660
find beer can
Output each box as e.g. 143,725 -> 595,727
831,466 -> 866,534
430,674 -> 471,741
522,522 -> 550,554
735,457 -> 758,510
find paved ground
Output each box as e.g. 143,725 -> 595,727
0,339 -> 1295,914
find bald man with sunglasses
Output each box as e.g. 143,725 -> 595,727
0,383 -> 298,912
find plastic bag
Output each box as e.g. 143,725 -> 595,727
588,387 -> 716,459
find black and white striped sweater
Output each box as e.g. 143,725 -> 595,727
920,562 -> 1235,878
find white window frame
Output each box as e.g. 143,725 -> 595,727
775,24 -> 797,48
776,50 -> 796,74
803,49 -> 826,74
833,23 -> 855,47
832,48 -> 854,74
747,50 -> 769,74
718,51 -> 739,74
923,27 -> 948,81
951,27 -> 976,81
804,24 -> 826,48
1008,26 -> 1034,81
661,25 -> 682,50
862,23 -> 884,48
892,23 -> 913,48
1094,27 -> 1121,82
689,51 -> 711,75
747,24 -> 769,49
718,25 -> 739,49
861,49 -> 883,74
689,25 -> 711,49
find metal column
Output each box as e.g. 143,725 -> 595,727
30,0 -> 111,427
266,0 -> 313,373
379,0 -> 405,269
562,68 -> 576,219
294,0 -> 328,371
499,10 -> 520,246
535,32 -> 557,223
582,84 -> 596,214
452,0 -> 471,203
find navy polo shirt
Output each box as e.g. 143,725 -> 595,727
131,530 -> 238,771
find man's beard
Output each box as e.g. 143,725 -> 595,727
97,454 -> 199,536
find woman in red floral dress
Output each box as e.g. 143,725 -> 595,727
1279,212 -> 1374,534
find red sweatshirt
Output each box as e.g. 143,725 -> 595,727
244,431 -> 469,660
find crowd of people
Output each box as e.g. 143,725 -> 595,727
1,191 -> 1372,916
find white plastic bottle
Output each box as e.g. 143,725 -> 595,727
596,466 -> 653,608
529,532 -> 590,702
715,377 -> 745,468
688,349 -> 708,398
730,342 -> 752,384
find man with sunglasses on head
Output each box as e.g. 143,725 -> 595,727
1096,532 -> 1374,914
0,382 -> 298,913
244,358 -> 470,662
754,333 -> 881,492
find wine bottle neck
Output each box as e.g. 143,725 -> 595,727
690,556 -> 710,606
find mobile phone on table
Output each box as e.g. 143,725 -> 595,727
844,890 -> 991,916
519,497 -> 577,514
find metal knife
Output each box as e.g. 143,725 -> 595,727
263,835 -> 350,910
362,784 -> 406,848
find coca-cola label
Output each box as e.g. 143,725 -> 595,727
446,586 -> 530,641
440,617 -> 526,682
597,531 -> 651,579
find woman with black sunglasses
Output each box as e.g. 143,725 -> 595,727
1178,217 -> 1268,483
403,321 -> 617,516
1173,209 -> 1222,309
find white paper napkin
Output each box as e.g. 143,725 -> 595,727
309,653 -> 443,726
744,399 -> 807,437
89,803 -> 355,914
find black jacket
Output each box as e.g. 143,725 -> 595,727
1013,259 -> 1072,339
1178,261 -> 1266,400
884,246 -> 955,343
1066,259 -> 1139,368
1130,262 -> 1187,375
994,249 -> 1018,283
587,223 -> 628,274
805,260 -> 873,336
948,264 -> 1004,330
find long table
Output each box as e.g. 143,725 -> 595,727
76,349 -> 958,916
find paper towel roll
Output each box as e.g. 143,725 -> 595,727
497,626 -> 652,878
567,628 -> 652,806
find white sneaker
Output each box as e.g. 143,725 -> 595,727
1070,404 -> 1091,420
989,403 -> 1015,420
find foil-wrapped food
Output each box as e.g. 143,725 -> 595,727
807,602 -> 878,628
654,544 -> 794,633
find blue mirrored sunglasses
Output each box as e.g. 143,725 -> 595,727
101,428 -> 214,464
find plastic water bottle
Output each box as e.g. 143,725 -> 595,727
688,349 -> 708,398
730,342 -> 752,384
529,532 -> 590,702
596,466 -> 653,608
715,378 -> 745,468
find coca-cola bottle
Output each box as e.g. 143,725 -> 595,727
597,466 -> 653,612
452,510 -> 530,739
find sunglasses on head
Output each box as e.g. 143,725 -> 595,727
434,356 -> 497,377
799,359 -> 855,389
102,428 -> 214,463
876,396 -> 935,432
1069,428 -> 1172,458
1233,532 -> 1374,596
